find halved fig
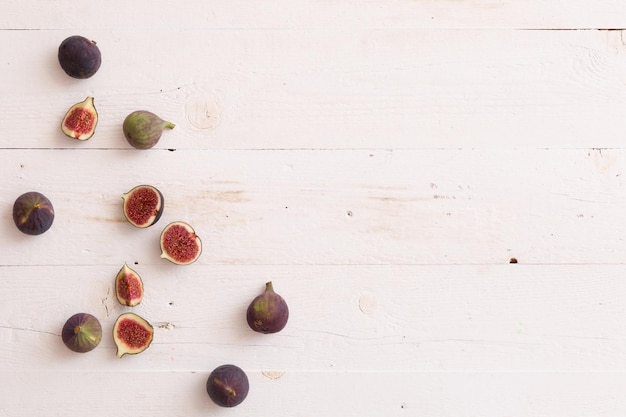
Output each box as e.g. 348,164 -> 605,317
112,312 -> 154,358
159,221 -> 202,265
121,185 -> 164,228
61,96 -> 98,140
115,263 -> 144,307
61,313 -> 102,353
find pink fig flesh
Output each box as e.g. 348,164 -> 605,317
121,185 -> 164,228
159,221 -> 202,265
61,96 -> 98,140
115,263 -> 144,307
113,312 -> 154,357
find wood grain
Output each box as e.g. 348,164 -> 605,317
2,264 -> 626,374
4,1 -> 626,30
1,148 -> 624,266
3,2 -> 626,416
2,30 -> 626,150
0,370 -> 623,416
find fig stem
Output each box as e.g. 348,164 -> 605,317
164,121 -> 175,129
265,281 -> 274,292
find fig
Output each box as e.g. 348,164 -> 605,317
246,281 -> 289,334
206,364 -> 250,408
61,313 -> 102,353
58,35 -> 102,79
12,191 -> 55,235
115,263 -> 144,307
61,96 -> 98,140
159,221 -> 202,265
112,312 -> 154,358
123,110 -> 175,149
121,185 -> 164,228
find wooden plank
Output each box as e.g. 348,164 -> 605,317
2,264 -> 626,372
3,1 -> 626,30
1,370 -> 624,416
1,30 -> 626,150
1,148 -> 624,266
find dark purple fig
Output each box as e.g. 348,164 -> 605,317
12,191 -> 55,235
61,96 -> 98,140
121,185 -> 164,228
58,35 -> 102,79
206,364 -> 249,408
123,110 -> 175,149
112,312 -> 154,358
61,313 -> 102,353
159,221 -> 202,265
115,263 -> 144,307
246,281 -> 289,334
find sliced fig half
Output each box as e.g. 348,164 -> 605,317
121,185 -> 164,228
61,96 -> 98,140
159,221 -> 202,265
115,263 -> 144,307
112,312 -> 154,358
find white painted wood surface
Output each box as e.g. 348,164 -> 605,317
2,2 -> 626,416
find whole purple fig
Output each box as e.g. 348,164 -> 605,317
246,281 -> 289,334
206,364 -> 249,407
12,191 -> 55,235
58,35 -> 101,79
61,313 -> 102,353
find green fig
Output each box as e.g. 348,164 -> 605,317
123,110 -> 175,149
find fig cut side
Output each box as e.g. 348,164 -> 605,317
62,313 -> 102,353
115,263 -> 144,307
61,96 -> 98,140
12,191 -> 55,235
160,221 -> 202,265
121,185 -> 164,228
113,312 -> 154,358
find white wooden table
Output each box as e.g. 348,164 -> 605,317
2,2 -> 626,415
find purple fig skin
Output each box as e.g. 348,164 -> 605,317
58,35 -> 101,79
61,313 -> 102,353
246,281 -> 289,334
206,364 -> 249,408
12,191 -> 55,235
